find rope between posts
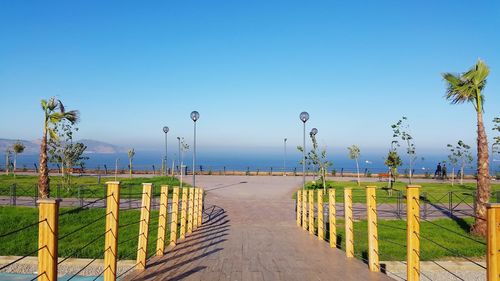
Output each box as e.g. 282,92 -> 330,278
65,258 -> 99,281
414,232 -> 486,270
0,219 -> 47,239
58,230 -> 109,265
59,212 -> 110,241
420,218 -> 486,245
59,195 -> 111,216
0,246 -> 45,271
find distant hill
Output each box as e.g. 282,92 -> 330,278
0,138 -> 125,154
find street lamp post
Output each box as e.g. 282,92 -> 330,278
283,138 -> 287,176
177,137 -> 181,176
300,112 -> 309,189
191,111 -> 200,187
163,126 -> 169,176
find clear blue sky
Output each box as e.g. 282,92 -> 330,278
1,1 -> 499,156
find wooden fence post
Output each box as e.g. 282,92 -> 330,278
302,190 -> 307,230
180,187 -> 188,239
366,186 -> 379,272
136,183 -> 152,270
193,188 -> 199,229
309,189 -> 314,235
317,189 -> 324,240
187,187 -> 195,234
169,187 -> 179,246
407,185 -> 420,281
197,188 -> 203,226
487,203 -> 500,281
329,188 -> 336,248
297,190 -> 302,227
344,188 -> 354,258
103,181 -> 120,281
156,185 -> 169,256
37,199 -> 60,281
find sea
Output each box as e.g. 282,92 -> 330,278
1,151 -> 492,175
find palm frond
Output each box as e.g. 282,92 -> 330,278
57,99 -> 66,113
64,110 -> 80,124
49,112 -> 64,123
40,99 -> 48,110
47,97 -> 58,111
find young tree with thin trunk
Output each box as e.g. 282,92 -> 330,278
128,148 -> 135,179
12,141 -> 25,178
347,145 -> 361,186
38,97 -> 79,199
5,149 -> 12,175
391,117 -> 417,184
447,141 -> 473,186
442,59 -> 490,237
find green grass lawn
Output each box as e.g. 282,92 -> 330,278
0,175 -> 186,199
1,205 -> 485,262
293,180 -> 500,204
0,206 -> 166,260
316,217 -> 485,261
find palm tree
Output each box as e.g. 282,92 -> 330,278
12,141 -> 25,178
128,148 -> 135,179
442,59 -> 490,237
38,98 -> 79,199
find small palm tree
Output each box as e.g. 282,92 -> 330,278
442,59 -> 490,236
38,98 -> 79,198
12,141 -> 25,178
348,145 -> 361,186
128,148 -> 135,178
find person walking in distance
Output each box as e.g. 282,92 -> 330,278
442,163 -> 448,180
434,162 -> 442,179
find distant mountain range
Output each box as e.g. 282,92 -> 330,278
0,138 -> 125,154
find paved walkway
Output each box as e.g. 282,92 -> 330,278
123,175 -> 392,281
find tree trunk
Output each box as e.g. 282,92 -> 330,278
355,159 -> 360,186
451,167 -> 455,186
460,165 -> 464,185
5,153 -> 9,175
13,153 -> 17,178
471,110 -> 490,237
38,126 -> 50,199
129,159 -> 132,179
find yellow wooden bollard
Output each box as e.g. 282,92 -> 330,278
296,190 -> 302,227
406,185 -> 420,281
309,189 -> 314,235
156,185 -> 169,256
136,183 -> 152,270
103,182 -> 120,281
169,187 -> 179,246
302,190 -> 307,230
193,188 -> 199,229
344,188 -> 354,258
317,189 -> 324,240
37,199 -> 60,281
187,187 -> 194,234
366,186 -> 379,272
329,188 -> 336,248
179,187 -> 188,239
486,203 -> 500,281
197,188 -> 203,226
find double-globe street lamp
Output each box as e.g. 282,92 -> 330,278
300,112 -> 310,189
163,126 -> 169,176
191,111 -> 200,188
